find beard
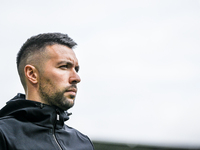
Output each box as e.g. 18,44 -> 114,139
39,80 -> 76,111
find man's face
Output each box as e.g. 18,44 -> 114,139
38,44 -> 81,110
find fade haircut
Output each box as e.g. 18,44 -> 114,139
17,33 -> 77,90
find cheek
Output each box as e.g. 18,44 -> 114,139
42,68 -> 70,85
50,72 -> 70,85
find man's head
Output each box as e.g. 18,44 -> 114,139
17,33 -> 81,110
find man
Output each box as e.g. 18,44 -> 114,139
0,33 -> 94,150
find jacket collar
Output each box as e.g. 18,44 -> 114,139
0,93 -> 71,129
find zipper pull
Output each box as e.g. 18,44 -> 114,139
57,114 -> 59,121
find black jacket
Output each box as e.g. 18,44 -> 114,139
0,93 -> 94,150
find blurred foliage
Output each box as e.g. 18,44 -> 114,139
92,141 -> 199,150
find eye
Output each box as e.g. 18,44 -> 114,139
60,64 -> 70,69
75,66 -> 79,73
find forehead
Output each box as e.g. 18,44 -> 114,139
44,44 -> 78,65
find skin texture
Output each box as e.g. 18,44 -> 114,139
25,44 -> 81,110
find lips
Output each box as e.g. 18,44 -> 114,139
65,88 -> 77,95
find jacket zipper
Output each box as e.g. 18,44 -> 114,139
53,113 -> 63,150
53,132 -> 62,150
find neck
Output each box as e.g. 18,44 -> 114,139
25,88 -> 45,104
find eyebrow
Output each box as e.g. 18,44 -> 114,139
57,61 -> 80,71
57,61 -> 73,66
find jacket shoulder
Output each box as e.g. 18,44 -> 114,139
62,124 -> 94,150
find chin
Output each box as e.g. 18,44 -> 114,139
63,99 -> 75,109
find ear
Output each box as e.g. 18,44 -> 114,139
24,65 -> 38,84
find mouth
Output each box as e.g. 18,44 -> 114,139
65,88 -> 77,96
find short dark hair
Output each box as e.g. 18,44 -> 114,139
17,33 -> 77,89
17,33 -> 77,69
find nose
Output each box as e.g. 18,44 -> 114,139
69,70 -> 81,84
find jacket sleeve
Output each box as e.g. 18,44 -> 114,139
0,128 -> 7,150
